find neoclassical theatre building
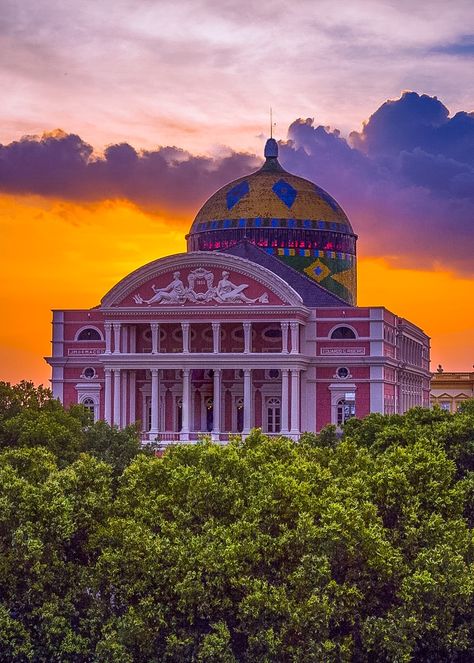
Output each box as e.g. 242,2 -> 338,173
46,138 -> 431,441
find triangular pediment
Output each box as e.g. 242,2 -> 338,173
101,252 -> 305,309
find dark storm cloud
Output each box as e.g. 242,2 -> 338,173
0,130 -> 259,213
0,92 -> 473,274
278,92 -> 474,274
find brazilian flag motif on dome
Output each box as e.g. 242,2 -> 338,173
277,253 -> 356,305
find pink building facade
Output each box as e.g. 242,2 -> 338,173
46,139 -> 431,442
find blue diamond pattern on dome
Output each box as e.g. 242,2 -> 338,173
272,179 -> 297,208
226,181 -> 250,210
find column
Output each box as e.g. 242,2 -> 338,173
151,323 -> 160,354
181,323 -> 190,354
243,368 -> 252,434
122,326 -> 129,354
129,370 -> 136,424
212,322 -> 221,354
113,323 -> 122,354
281,322 -> 289,354
290,369 -> 300,435
150,368 -> 160,436
243,322 -> 252,354
129,325 -> 137,353
121,370 -> 128,427
281,368 -> 290,434
290,322 -> 299,354
113,369 -> 121,427
213,369 -> 222,436
181,368 -> 191,439
104,323 -> 112,354
104,368 -> 112,423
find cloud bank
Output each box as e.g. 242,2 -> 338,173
0,92 -> 473,274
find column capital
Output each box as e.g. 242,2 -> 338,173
243,322 -> 252,330
151,367 -> 160,377
211,321 -> 221,329
104,367 -> 112,376
182,367 -> 190,376
150,322 -> 160,331
181,322 -> 190,330
104,321 -> 112,330
113,367 -> 121,375
112,322 -> 122,330
289,321 -> 299,330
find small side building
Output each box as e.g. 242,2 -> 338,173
431,370 -> 474,412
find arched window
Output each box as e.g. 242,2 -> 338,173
236,397 -> 244,433
206,397 -> 213,432
337,397 -> 355,425
267,397 -> 281,433
176,397 -> 183,432
77,327 -> 101,341
82,397 -> 96,422
330,326 -> 356,340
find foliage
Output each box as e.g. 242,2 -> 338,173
0,382 -> 473,661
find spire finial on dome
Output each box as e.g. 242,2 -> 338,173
264,107 -> 278,158
264,137 -> 278,158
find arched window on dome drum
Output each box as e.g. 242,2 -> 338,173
191,228 -> 356,256
77,328 -> 101,341
331,326 -> 356,340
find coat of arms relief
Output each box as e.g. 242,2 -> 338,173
132,268 -> 269,305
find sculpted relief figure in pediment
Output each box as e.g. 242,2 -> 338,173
132,268 -> 269,305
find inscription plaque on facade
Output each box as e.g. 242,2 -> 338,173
320,347 -> 366,356
68,349 -> 104,356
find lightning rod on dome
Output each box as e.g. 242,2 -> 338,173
270,107 -> 276,139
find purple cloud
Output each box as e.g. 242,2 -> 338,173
279,92 -> 474,274
0,130 -> 259,213
0,92 -> 473,274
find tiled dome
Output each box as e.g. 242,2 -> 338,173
186,139 -> 357,305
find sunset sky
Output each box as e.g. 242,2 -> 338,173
1,0 -> 473,385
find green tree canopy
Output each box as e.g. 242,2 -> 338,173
0,382 -> 472,662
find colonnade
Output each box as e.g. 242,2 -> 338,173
103,365 -> 302,440
103,320 -> 301,355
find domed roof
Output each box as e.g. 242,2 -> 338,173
186,139 -> 357,306
189,140 -> 352,235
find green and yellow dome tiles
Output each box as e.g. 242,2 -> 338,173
187,138 -> 357,305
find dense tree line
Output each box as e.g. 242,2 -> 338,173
0,381 -> 473,662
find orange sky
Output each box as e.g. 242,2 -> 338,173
1,192 -> 472,386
